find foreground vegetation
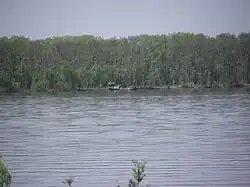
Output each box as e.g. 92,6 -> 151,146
0,157 -> 146,187
1,32 -> 250,92
0,156 -> 12,187
62,160 -> 147,187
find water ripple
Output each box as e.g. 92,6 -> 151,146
1,91 -> 250,187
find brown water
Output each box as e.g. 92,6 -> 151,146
0,90 -> 250,187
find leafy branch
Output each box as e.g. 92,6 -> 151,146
0,155 -> 12,187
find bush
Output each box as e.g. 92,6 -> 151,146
0,155 -> 12,187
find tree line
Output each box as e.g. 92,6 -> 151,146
0,32 -> 250,92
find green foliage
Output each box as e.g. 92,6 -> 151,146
1,32 -> 250,92
0,156 -> 12,187
115,160 -> 147,187
131,160 -> 146,187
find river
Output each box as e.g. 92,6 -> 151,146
0,89 -> 250,187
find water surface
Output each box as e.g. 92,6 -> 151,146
1,90 -> 250,187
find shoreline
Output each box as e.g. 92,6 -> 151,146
1,84 -> 249,94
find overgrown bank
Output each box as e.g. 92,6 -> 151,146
1,32 -> 250,92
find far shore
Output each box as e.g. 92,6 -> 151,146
1,83 -> 249,94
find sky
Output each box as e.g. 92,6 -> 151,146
0,0 -> 250,39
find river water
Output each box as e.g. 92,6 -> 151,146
0,89 -> 250,187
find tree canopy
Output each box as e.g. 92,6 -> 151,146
0,32 -> 250,92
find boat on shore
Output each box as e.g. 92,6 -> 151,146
108,81 -> 122,91
108,85 -> 122,91
108,81 -> 138,91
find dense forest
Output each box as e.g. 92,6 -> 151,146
0,32 -> 250,92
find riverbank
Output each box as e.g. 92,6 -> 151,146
1,83 -> 249,94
